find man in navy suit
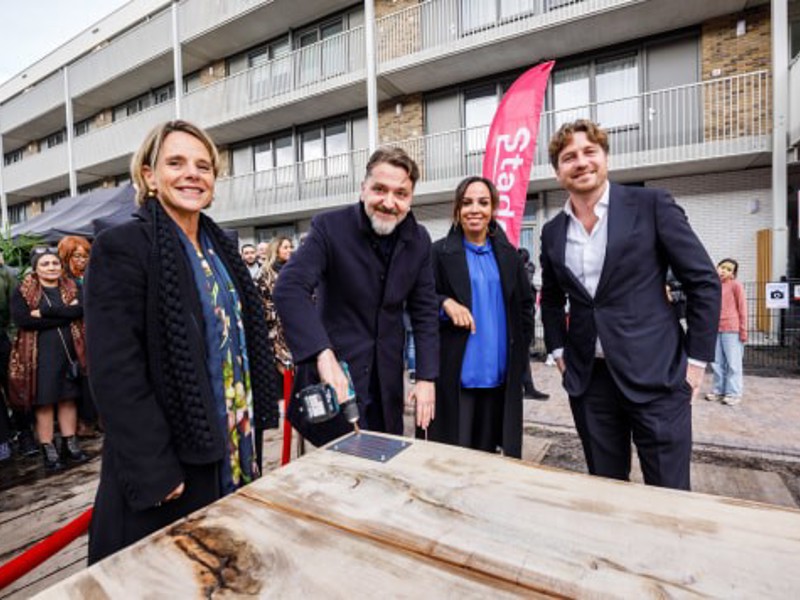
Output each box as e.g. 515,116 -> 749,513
540,120 -> 720,490
274,147 -> 439,446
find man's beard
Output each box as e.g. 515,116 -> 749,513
368,207 -> 406,236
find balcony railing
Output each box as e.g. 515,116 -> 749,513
391,70 -> 771,184
180,0 -> 276,42
210,149 -> 369,223
2,145 -> 68,193
377,0 -> 639,64
0,72 -> 64,134
69,9 -> 172,98
183,27 -> 365,128
73,102 -> 175,171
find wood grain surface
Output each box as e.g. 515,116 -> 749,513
33,434 -> 800,599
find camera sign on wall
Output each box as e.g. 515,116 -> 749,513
765,282 -> 790,309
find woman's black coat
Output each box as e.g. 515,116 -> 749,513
426,224 -> 534,458
83,205 -> 266,563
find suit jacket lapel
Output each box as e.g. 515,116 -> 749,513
595,183 -> 638,299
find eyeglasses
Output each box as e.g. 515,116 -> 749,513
31,246 -> 58,256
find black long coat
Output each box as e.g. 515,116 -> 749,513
426,224 -> 534,458
83,206 -> 262,563
274,203 -> 439,446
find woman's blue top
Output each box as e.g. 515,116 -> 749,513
460,237 -> 507,388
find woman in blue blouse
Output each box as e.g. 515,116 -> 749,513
426,176 -> 534,457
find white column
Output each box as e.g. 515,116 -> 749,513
771,0 -> 789,280
0,131 -> 7,232
64,67 -> 77,196
364,0 -> 379,153
172,0 -> 183,119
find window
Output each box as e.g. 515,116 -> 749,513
461,0 -> 538,31
552,65 -> 590,127
253,133 -> 295,187
74,118 -> 92,137
300,121 -> 351,178
550,55 -> 639,130
8,203 -> 28,226
464,84 -> 504,153
4,148 -> 23,166
152,83 -> 174,105
44,129 -> 66,149
249,36 -> 291,101
296,17 -> 347,85
596,56 -> 638,129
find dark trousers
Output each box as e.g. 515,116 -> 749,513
569,360 -> 692,491
458,387 -> 504,454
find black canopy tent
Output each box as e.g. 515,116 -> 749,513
11,185 -> 136,242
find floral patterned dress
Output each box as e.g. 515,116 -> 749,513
179,227 -> 258,495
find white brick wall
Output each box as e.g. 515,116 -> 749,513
647,168 -> 772,285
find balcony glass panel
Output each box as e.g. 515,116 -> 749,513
596,56 -> 639,129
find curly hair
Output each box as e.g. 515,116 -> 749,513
57,235 -> 91,278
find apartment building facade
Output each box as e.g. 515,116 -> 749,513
1,0 -> 799,287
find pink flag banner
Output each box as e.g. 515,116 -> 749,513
482,60 -> 554,247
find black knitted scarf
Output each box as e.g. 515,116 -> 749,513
149,200 -> 279,455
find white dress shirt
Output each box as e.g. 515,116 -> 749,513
559,182 -> 610,358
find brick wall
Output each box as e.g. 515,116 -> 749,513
92,108 -> 114,130
199,59 -> 227,86
378,93 -> 425,176
701,5 -> 771,140
376,0 -> 421,62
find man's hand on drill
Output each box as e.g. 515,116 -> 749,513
316,349 -> 349,411
409,380 -> 435,430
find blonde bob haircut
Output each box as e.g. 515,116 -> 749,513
130,120 -> 220,207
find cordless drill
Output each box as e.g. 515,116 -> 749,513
297,361 -> 360,433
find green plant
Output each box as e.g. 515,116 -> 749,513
0,225 -> 43,276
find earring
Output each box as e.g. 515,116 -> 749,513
147,188 -> 157,198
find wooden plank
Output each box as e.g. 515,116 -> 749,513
239,434 -> 800,598
1,538 -> 87,599
35,494 -> 544,599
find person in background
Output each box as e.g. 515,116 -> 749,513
58,235 -> 98,437
241,243 -> 261,280
517,247 -> 549,401
256,241 -> 270,265
84,120 -> 279,563
706,258 -> 747,406
0,250 -> 16,462
426,176 -> 534,457
8,248 -> 88,472
58,236 -> 91,286
254,235 -> 294,466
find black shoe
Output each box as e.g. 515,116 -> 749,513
524,388 -> 550,401
41,443 -> 65,472
17,430 -> 39,457
63,435 -> 89,464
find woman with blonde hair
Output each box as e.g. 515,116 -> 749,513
84,120 -> 279,563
